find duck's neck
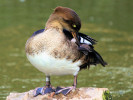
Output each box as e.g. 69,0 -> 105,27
45,20 -> 63,31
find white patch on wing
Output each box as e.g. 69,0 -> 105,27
71,37 -> 92,45
26,52 -> 81,76
80,37 -> 92,45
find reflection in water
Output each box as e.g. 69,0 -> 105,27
0,0 -> 133,100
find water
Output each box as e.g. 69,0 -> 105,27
0,0 -> 133,99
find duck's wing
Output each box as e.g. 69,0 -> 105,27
61,29 -> 107,67
78,33 -> 107,67
79,44 -> 107,67
31,29 -> 45,37
78,32 -> 97,45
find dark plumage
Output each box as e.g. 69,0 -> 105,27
31,29 -> 44,37
63,28 -> 107,68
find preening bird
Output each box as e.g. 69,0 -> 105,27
25,6 -> 107,96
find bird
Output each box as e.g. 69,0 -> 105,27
25,6 -> 107,96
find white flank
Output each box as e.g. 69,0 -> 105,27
26,52 -> 81,76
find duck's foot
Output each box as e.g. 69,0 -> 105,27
33,86 -> 55,97
55,86 -> 75,95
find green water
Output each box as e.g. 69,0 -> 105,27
0,0 -> 133,100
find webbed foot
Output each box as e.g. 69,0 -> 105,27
33,86 -> 55,97
55,86 -> 75,95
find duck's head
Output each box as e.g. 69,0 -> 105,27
46,6 -> 81,45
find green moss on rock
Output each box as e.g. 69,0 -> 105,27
102,90 -> 112,100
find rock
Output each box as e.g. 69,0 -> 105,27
6,87 -> 112,100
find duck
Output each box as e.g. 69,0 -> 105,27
25,6 -> 107,96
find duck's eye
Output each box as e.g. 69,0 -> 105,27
72,24 -> 76,28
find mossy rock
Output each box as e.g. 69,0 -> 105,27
103,90 -> 112,100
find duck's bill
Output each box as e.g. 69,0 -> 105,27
71,32 -> 80,46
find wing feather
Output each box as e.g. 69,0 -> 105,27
78,32 -> 107,67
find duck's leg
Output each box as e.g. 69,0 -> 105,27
33,76 -> 55,97
55,75 -> 77,95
